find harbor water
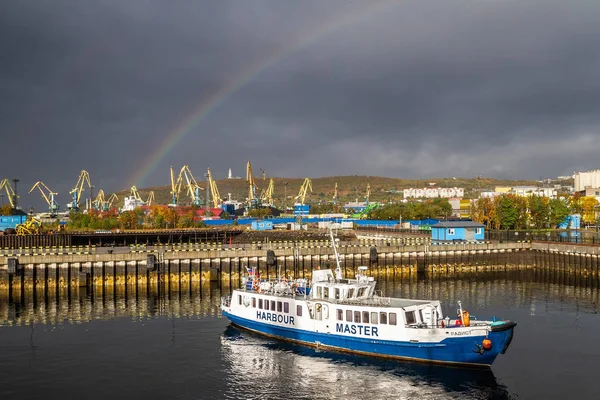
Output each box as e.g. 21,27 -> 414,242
0,269 -> 598,400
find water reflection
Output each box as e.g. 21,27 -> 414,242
221,325 -> 510,400
1,269 -> 598,327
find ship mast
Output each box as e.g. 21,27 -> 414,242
329,228 -> 343,280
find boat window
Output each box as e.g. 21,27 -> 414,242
252,298 -> 256,308
348,288 -> 355,298
324,287 -> 329,298
296,305 -> 302,316
335,288 -> 340,300
238,295 -> 242,305
380,312 -> 387,324
405,311 -> 416,324
322,304 -> 329,319
419,309 -> 424,324
316,286 -> 322,298
371,312 -> 378,324
389,313 -> 397,325
337,309 -> 343,321
284,302 -> 289,314
277,301 -> 282,312
362,311 -> 370,324
357,287 -> 366,297
271,300 -> 276,311
265,300 -> 270,311
258,299 -> 263,309
346,310 -> 353,322
354,311 -> 361,323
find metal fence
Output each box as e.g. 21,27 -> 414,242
486,230 -> 600,245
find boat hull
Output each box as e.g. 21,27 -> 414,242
222,310 -> 514,368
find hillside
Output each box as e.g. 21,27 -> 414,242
114,175 -> 554,208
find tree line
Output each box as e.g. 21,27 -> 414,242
470,193 -> 599,230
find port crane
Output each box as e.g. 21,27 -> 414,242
68,170 -> 91,211
333,182 -> 338,205
180,165 -> 204,206
207,168 -> 221,208
106,193 -> 118,210
260,178 -> 275,207
365,183 -> 371,204
146,191 -> 155,206
246,161 -> 259,209
92,189 -> 105,211
170,166 -> 184,207
295,178 -> 312,205
260,168 -> 267,181
0,178 -> 18,209
130,186 -> 144,202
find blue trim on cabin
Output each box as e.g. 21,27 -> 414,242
222,311 -> 512,366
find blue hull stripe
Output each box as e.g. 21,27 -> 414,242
222,311 -> 514,368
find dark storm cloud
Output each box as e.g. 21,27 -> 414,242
1,0 -> 600,209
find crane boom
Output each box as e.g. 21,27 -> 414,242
180,165 -> 204,206
207,168 -> 221,208
147,191 -> 155,206
93,189 -> 105,211
0,178 -> 17,208
68,170 -> 91,210
106,193 -> 118,210
260,178 -> 274,206
295,178 -> 312,205
130,186 -> 143,202
170,166 -> 183,206
246,161 -> 258,209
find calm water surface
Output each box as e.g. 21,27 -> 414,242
0,270 -> 598,400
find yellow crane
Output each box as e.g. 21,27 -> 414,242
180,165 -> 203,206
130,186 -> 143,202
0,178 -> 18,209
246,161 -> 258,209
207,168 -> 221,208
170,166 -> 183,207
93,189 -> 105,211
295,178 -> 312,205
333,182 -> 338,205
68,170 -> 91,211
106,193 -> 119,210
146,191 -> 155,206
260,178 -> 275,207
365,183 -> 371,204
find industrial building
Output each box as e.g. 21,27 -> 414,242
574,170 -> 600,192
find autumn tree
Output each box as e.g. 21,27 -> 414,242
581,197 -> 599,225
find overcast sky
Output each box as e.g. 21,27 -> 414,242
2,0 -> 600,209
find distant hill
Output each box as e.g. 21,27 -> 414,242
113,175 -> 557,208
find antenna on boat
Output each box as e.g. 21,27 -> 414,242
329,227 -> 343,280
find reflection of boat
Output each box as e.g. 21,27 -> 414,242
221,325 -> 509,399
221,229 -> 516,368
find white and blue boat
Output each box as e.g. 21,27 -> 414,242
221,231 -> 516,368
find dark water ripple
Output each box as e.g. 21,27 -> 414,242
0,269 -> 598,400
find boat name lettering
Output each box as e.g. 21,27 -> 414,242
335,323 -> 379,337
257,311 -> 295,325
450,330 -> 471,336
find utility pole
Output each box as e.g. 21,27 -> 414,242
12,178 -> 19,209
283,181 -> 288,210
0,193 -> 4,206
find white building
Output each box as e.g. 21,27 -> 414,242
574,170 -> 600,192
403,187 -> 464,199
121,196 -> 145,211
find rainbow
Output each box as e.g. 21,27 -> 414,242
127,1 -> 396,188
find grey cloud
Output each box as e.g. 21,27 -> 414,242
1,0 -> 600,210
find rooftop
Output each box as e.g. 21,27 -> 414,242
432,221 -> 484,228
